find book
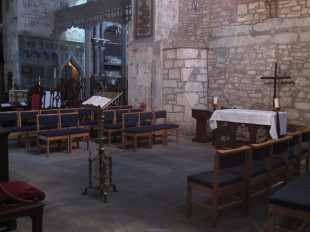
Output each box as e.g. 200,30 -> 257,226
82,95 -> 112,108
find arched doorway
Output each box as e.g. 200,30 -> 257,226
60,60 -> 82,106
61,61 -> 80,80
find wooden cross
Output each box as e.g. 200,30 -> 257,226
260,62 -> 292,107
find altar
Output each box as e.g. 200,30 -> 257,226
209,109 -> 287,148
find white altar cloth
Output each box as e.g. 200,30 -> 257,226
209,109 -> 287,139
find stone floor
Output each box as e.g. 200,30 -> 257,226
7,133 -> 269,232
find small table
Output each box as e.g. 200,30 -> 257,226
209,109 -> 287,148
192,109 -> 213,143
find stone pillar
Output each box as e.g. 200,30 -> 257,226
85,29 -> 93,98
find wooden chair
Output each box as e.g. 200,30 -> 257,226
0,181 -> 45,232
122,112 -> 152,151
19,110 -> 40,150
271,135 -> 292,189
27,84 -> 45,110
37,114 -> 69,156
287,131 -> 302,177
187,145 -> 251,227
0,111 -> 28,149
268,172 -> 310,231
59,112 -> 90,153
77,108 -> 97,130
140,111 -> 166,146
300,129 -> 310,173
248,139 -> 274,212
153,110 -> 179,144
103,109 -> 128,145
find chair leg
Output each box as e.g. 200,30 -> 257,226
134,136 -> 137,152
31,207 -> 43,232
46,140 -> 50,157
148,134 -> 152,149
268,205 -> 276,232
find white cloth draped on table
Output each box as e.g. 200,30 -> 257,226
209,109 -> 287,139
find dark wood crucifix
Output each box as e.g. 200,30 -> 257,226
260,62 -> 292,107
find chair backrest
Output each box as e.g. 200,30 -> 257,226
19,110 -> 39,126
130,108 -> 143,113
60,113 -> 79,129
153,110 -> 167,124
107,105 -> 120,110
37,114 -> 59,131
122,112 -> 139,129
40,109 -> 59,115
59,108 -> 76,114
115,109 -> 129,122
250,140 -> 274,161
139,111 -> 153,126
0,111 -> 18,127
120,105 -> 132,109
272,136 -> 292,162
103,110 -> 115,124
288,131 -> 302,157
214,145 -> 251,187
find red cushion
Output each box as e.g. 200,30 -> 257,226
0,181 -> 45,201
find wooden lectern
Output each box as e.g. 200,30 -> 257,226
192,109 -> 213,143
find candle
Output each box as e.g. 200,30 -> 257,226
53,67 -> 56,79
38,76 -> 41,85
213,97 -> 218,105
274,98 -> 279,108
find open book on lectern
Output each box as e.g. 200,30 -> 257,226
82,92 -> 122,110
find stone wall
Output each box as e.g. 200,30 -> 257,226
208,0 -> 310,125
163,48 -> 208,134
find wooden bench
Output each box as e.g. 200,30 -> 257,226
268,172 -> 310,231
0,181 -> 45,232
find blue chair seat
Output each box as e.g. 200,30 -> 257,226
7,126 -> 26,133
124,126 -> 153,133
39,130 -> 68,137
104,123 -> 122,129
164,123 -> 179,129
21,125 -> 37,131
187,170 -> 242,188
66,128 -> 89,135
269,185 -> 310,212
149,124 -> 166,131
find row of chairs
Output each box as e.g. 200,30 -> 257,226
187,129 -> 310,227
102,109 -> 179,150
0,110 -> 90,156
37,113 -> 90,156
122,111 -> 179,151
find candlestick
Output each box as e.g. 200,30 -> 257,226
53,67 -> 56,79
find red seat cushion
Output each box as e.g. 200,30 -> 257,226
0,181 -> 45,201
